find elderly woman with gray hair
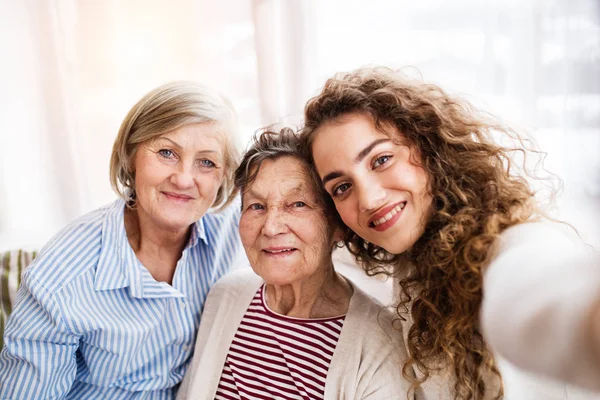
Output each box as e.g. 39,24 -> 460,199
0,82 -> 243,399
177,128 -> 409,400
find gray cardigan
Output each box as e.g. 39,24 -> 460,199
177,268 -> 411,399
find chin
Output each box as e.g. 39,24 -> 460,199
258,275 -> 292,287
253,268 -> 296,287
156,216 -> 196,232
263,278 -> 293,287
374,242 -> 402,255
373,236 -> 411,255
385,236 -> 422,255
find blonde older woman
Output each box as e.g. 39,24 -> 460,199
0,82 -> 243,399
177,128 -> 409,400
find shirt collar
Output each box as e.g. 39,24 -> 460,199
94,199 -> 129,292
188,216 -> 208,248
126,253 -> 184,299
94,199 -> 207,298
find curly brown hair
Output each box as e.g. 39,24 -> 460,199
300,67 -> 544,399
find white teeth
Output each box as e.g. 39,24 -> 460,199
372,203 -> 406,226
266,249 -> 294,253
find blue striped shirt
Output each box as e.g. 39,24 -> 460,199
0,199 -> 242,399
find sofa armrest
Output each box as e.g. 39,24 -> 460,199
0,249 -> 37,349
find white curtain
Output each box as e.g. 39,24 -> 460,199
0,0 -> 261,249
255,0 -> 600,246
1,0 -> 599,250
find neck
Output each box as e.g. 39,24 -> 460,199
124,207 -> 190,283
265,265 -> 353,319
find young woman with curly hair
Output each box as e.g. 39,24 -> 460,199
300,67 -> 600,400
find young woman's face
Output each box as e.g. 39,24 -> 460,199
311,112 -> 432,255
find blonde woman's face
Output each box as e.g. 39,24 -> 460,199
312,113 -> 432,255
132,123 -> 225,235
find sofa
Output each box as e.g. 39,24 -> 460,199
0,249 -> 37,350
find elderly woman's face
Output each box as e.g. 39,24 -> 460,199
239,157 -> 334,286
132,123 -> 225,233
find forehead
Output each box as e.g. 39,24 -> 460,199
312,113 -> 391,162
245,157 -> 316,197
322,113 -> 403,142
153,123 -> 226,150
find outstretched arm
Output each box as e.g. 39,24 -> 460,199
481,222 -> 600,392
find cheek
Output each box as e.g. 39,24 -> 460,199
414,168 -> 432,205
136,162 -> 169,190
418,193 -> 434,228
239,217 -> 258,247
335,203 -> 358,229
300,218 -> 332,252
134,173 -> 158,203
407,168 -> 433,228
197,172 -> 223,196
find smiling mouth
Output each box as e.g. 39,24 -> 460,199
369,202 -> 406,228
263,248 -> 297,255
162,192 -> 194,201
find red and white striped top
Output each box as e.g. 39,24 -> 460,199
215,284 -> 346,400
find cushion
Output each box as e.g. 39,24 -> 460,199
0,250 -> 37,350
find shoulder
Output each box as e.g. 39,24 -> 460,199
202,197 -> 241,230
200,197 -> 241,246
496,221 -> 581,250
487,220 -> 588,271
24,202 -> 118,292
201,268 -> 262,317
344,277 -> 404,348
329,275 -> 410,397
209,267 -> 262,298
199,268 -> 261,332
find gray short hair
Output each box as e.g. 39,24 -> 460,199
110,81 -> 240,211
234,127 -> 342,228
234,127 -> 303,192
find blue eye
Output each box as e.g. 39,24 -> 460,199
293,201 -> 306,208
373,155 -> 391,168
332,183 -> 351,198
249,203 -> 264,211
199,159 -> 216,168
158,149 -> 174,159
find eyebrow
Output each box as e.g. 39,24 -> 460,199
156,137 -> 221,155
156,137 -> 182,149
244,185 -> 307,200
321,138 -> 390,185
242,188 -> 262,202
288,186 -> 307,197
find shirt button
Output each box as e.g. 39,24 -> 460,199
180,301 -> 186,309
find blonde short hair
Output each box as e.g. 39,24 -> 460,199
109,81 -> 240,211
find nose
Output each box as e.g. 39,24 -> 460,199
261,208 -> 289,237
170,162 -> 195,189
357,180 -> 386,213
